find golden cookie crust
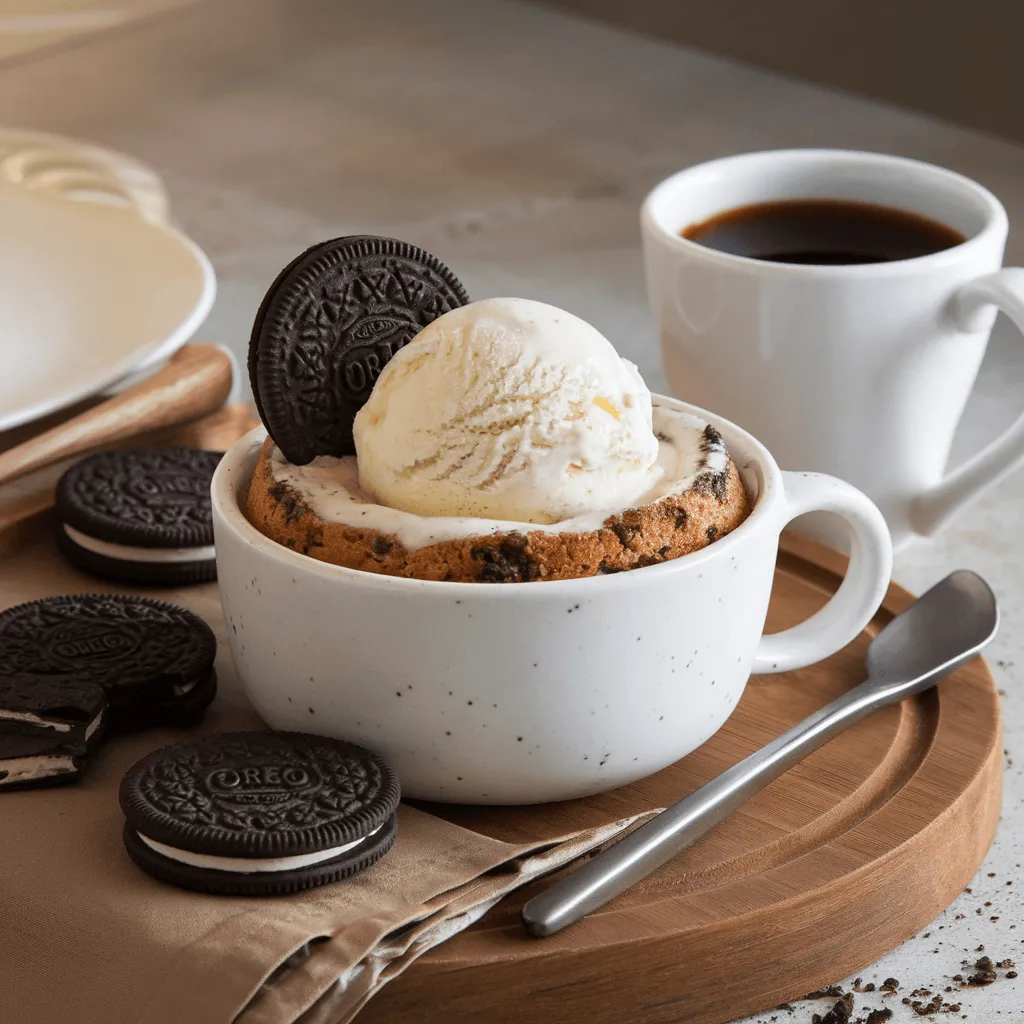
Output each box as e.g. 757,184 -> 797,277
245,438 -> 752,582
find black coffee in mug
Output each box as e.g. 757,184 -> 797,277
681,199 -> 965,265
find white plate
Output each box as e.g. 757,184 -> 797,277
0,129 -> 214,431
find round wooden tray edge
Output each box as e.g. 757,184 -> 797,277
361,535 -> 1006,1024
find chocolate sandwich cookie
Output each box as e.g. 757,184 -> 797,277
0,594 -> 217,731
120,731 -> 401,895
0,675 -> 108,790
249,235 -> 469,463
0,729 -> 95,790
0,674 -> 108,740
55,448 -> 223,585
112,670 -> 218,732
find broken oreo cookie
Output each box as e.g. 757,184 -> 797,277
55,448 -> 223,585
0,674 -> 107,739
120,731 -> 400,895
249,235 -> 469,463
0,675 -> 109,790
0,594 -> 217,732
0,729 -> 98,791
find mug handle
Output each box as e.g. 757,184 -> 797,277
751,472 -> 893,674
912,269 -> 1024,537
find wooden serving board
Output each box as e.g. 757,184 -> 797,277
360,534 -> 1003,1024
0,450 -> 1000,1024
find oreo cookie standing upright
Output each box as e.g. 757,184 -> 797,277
0,594 -> 217,731
55,448 -> 223,585
249,235 -> 470,463
120,732 -> 401,895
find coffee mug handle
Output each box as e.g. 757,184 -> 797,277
751,472 -> 893,674
913,269 -> 1024,536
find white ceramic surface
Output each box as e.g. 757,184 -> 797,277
0,130 -> 214,431
212,397 -> 892,805
644,149 -> 1024,549
0,127 -> 170,223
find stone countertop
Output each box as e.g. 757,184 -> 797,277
0,0 -> 1021,1019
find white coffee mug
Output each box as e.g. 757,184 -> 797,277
643,149 -> 1024,548
212,398 -> 892,805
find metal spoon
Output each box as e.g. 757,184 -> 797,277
522,570 -> 999,937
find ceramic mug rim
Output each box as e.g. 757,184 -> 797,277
211,395 -> 783,596
641,148 -> 1007,279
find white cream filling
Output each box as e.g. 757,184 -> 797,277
270,404 -> 730,552
84,710 -> 103,742
0,755 -> 75,785
63,524 -> 215,564
0,707 -> 103,738
138,823 -> 383,874
0,710 -> 70,733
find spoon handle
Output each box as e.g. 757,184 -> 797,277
0,344 -> 232,486
522,679 -> 898,937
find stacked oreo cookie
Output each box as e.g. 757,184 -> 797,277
120,732 -> 400,894
0,594 -> 218,789
55,448 -> 223,585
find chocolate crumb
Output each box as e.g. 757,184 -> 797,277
636,552 -> 666,568
706,525 -> 718,542
805,986 -> 846,1000
674,509 -> 688,529
1008,971 -> 1018,979
965,956 -> 997,986
692,470 -> 728,501
880,978 -> 900,993
610,520 -> 641,549
371,536 -> 393,556
811,993 -> 853,1024
472,534 -> 540,582
863,1010 -> 892,1024
268,480 -> 307,525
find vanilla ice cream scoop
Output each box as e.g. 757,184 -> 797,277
352,297 -> 662,524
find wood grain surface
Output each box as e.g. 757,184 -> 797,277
0,360 -> 249,538
0,458 -> 1000,1023
360,534 -> 1003,1024
0,342 -> 233,486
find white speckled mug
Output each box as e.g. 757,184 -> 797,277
211,396 -> 892,805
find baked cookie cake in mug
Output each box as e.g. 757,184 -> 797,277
244,236 -> 751,582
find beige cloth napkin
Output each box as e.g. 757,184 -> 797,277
0,519 -> 659,1024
